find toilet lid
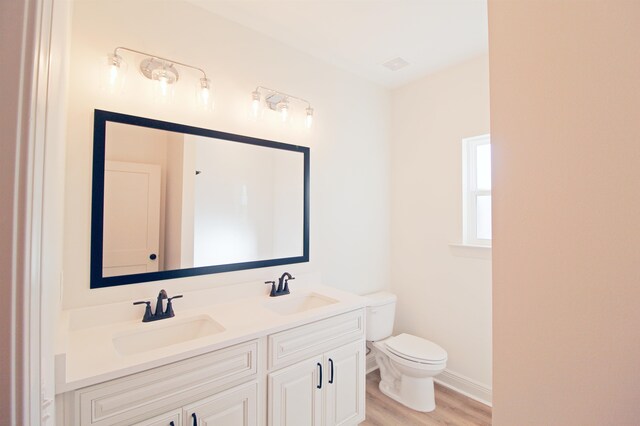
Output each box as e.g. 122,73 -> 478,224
385,333 -> 447,364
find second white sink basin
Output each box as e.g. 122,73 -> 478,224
264,293 -> 338,316
113,315 -> 225,356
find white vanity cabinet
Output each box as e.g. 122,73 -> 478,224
59,307 -> 366,426
62,340 -> 259,426
267,309 -> 366,426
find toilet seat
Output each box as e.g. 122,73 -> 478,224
385,333 -> 447,365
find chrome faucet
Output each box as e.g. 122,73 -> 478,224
133,289 -> 183,322
265,272 -> 295,297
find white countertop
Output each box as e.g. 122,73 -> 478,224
55,280 -> 367,394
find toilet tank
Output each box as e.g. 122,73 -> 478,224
364,292 -> 397,341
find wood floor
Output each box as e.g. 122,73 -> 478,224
361,370 -> 492,426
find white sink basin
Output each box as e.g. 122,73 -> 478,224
113,315 -> 225,356
264,293 -> 338,316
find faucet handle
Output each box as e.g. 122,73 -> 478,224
282,276 -> 293,294
165,295 -> 182,318
133,301 -> 153,322
265,281 -> 276,297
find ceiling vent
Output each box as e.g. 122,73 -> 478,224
382,57 -> 409,71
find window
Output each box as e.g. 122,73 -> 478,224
463,134 -> 492,246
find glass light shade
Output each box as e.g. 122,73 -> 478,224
104,53 -> 126,94
197,78 -> 213,111
151,67 -> 175,102
305,107 -> 314,129
251,91 -> 261,118
278,101 -> 289,122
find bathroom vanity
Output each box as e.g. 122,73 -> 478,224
55,282 -> 366,425
55,112 -> 364,425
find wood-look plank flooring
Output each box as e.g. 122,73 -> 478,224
361,370 -> 492,426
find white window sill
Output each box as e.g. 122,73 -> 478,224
449,243 -> 492,259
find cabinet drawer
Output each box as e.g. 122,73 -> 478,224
268,309 -> 364,370
74,340 -> 258,425
131,409 -> 180,426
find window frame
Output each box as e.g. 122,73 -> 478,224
462,134 -> 492,247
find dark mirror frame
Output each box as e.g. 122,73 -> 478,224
90,109 -> 310,289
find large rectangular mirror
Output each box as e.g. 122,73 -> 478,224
91,110 -> 310,288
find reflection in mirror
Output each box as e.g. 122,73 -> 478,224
91,110 -> 309,288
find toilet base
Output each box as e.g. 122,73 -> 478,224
378,375 -> 436,412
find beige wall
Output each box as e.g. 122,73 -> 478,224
390,55 -> 492,401
63,0 -> 390,308
490,1 -> 640,424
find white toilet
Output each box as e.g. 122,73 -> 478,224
365,291 -> 447,412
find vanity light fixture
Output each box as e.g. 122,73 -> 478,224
106,47 -> 213,110
251,86 -> 314,128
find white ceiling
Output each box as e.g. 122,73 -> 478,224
188,0 -> 488,88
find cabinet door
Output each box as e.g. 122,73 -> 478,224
131,409 -> 181,426
183,381 -> 258,426
324,341 -> 366,426
269,355 -> 324,426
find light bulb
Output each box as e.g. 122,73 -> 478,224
305,107 -> 314,129
198,78 -> 213,111
109,63 -> 119,85
150,63 -> 176,101
279,100 -> 289,122
105,53 -> 125,93
158,75 -> 169,97
251,90 -> 261,117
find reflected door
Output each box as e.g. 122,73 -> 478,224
103,161 -> 161,277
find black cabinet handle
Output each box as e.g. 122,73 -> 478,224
329,358 -> 334,384
149,253 -> 157,260
169,422 -> 175,426
317,362 -> 322,389
192,413 -> 197,426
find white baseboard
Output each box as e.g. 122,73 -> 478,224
365,353 -> 491,407
434,369 -> 492,407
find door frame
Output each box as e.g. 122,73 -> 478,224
2,0 -> 56,423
